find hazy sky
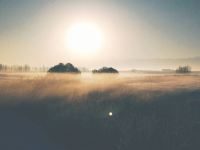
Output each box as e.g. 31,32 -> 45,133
0,0 -> 200,68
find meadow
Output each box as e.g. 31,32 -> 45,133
0,73 -> 200,150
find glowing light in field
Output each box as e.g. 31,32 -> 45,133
109,112 -> 113,117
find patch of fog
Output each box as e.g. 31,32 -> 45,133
1,73 -> 200,149
0,73 -> 200,102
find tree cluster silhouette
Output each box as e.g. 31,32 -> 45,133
48,63 -> 119,74
176,65 -> 191,73
0,64 -> 30,72
48,63 -> 81,73
0,64 -> 48,72
92,67 -> 119,73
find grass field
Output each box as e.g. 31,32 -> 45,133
1,73 -> 200,150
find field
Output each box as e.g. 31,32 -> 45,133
1,73 -> 200,150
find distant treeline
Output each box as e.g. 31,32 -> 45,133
176,65 -> 191,73
0,64 -> 49,72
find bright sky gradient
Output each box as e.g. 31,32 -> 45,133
0,0 -> 200,68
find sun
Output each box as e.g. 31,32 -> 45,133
66,22 -> 103,55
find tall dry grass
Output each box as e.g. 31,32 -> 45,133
0,73 -> 200,150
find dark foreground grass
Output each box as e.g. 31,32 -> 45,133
0,74 -> 200,150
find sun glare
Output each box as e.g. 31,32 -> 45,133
66,22 -> 103,55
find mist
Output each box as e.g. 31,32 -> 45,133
1,73 -> 200,150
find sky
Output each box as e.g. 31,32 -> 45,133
0,0 -> 200,69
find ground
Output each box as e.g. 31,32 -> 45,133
0,73 -> 200,150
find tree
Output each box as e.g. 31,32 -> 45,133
0,64 -> 3,72
176,65 -> 191,73
48,63 -> 81,73
92,67 -> 119,73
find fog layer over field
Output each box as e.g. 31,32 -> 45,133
1,73 -> 200,150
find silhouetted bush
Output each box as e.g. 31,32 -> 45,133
176,65 -> 191,73
92,67 -> 118,74
48,63 -> 80,73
